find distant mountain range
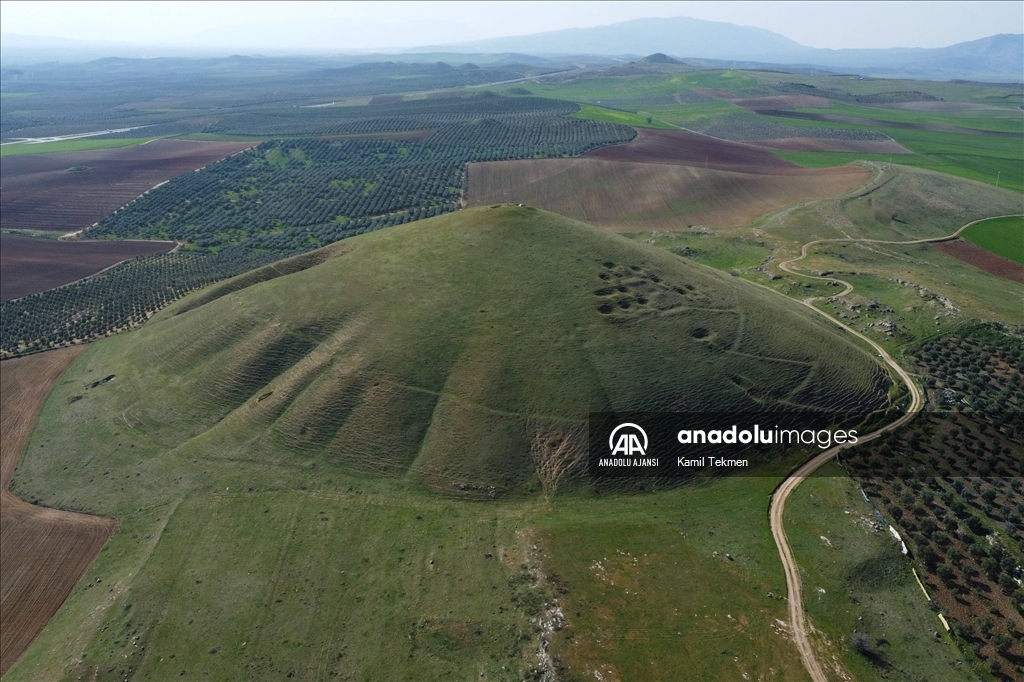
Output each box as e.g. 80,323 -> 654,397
410,16 -> 1023,82
2,15 -> 1021,82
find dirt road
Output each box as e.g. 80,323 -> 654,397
764,215 -> 1019,680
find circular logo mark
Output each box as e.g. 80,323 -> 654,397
609,423 -> 648,456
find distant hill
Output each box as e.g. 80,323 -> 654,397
24,206 -> 888,503
785,33 -> 1024,82
411,16 -> 811,62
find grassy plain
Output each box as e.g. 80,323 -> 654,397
540,477 -> 810,681
810,101 -> 1024,134
6,206 -> 894,679
784,463 -> 976,681
516,67 -> 1023,192
960,215 -> 1024,264
745,166 -> 1024,352
571,104 -> 675,129
747,72 -> 1024,108
0,138 -> 160,157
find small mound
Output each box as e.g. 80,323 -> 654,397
639,53 -> 682,65
29,207 -> 888,501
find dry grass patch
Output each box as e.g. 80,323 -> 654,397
468,158 -> 869,230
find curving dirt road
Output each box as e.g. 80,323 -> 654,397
765,215 -> 1019,681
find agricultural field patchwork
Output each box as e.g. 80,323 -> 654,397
960,216 -> 1024,265
0,346 -> 115,675
467,158 -> 868,231
2,51 -> 1022,682
0,139 -> 256,234
841,326 -> 1024,680
0,235 -> 174,301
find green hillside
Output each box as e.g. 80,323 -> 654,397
8,206 -> 899,680
19,206 -> 887,507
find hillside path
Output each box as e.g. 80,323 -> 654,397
764,214 -> 1018,681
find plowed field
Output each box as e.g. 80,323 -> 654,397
0,346 -> 116,675
1,235 -> 174,301
755,137 -> 912,154
467,158 -> 869,230
584,128 -> 800,173
0,139 -> 255,234
934,239 -> 1024,284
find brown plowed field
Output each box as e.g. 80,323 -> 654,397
584,127 -> 808,174
934,239 -> 1024,283
467,158 -> 869,230
1,234 -> 174,301
755,137 -> 913,154
0,139 -> 256,233
0,346 -> 117,675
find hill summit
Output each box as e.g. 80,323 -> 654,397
639,53 -> 682,64
31,207 -> 887,498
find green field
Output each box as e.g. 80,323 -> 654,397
771,119 -> 1023,193
502,66 -> 1024,194
811,101 -> 1024,135
785,463 -> 976,681
572,103 -> 675,129
749,166 -> 1024,351
0,137 -> 160,157
961,215 -> 1024,263
626,231 -> 773,271
747,72 -> 1024,108
7,206 -> 897,679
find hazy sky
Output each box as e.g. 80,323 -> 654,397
2,1 -> 1021,51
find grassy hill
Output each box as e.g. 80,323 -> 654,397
18,206 -> 887,507
8,206 -> 895,680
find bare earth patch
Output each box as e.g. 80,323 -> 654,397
584,128 -> 805,173
934,239 -> 1024,284
0,346 -> 116,675
467,158 -> 869,230
0,139 -> 256,234
1,234 -> 175,300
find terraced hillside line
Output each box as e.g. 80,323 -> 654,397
766,216 -> 1020,681
0,346 -> 117,675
